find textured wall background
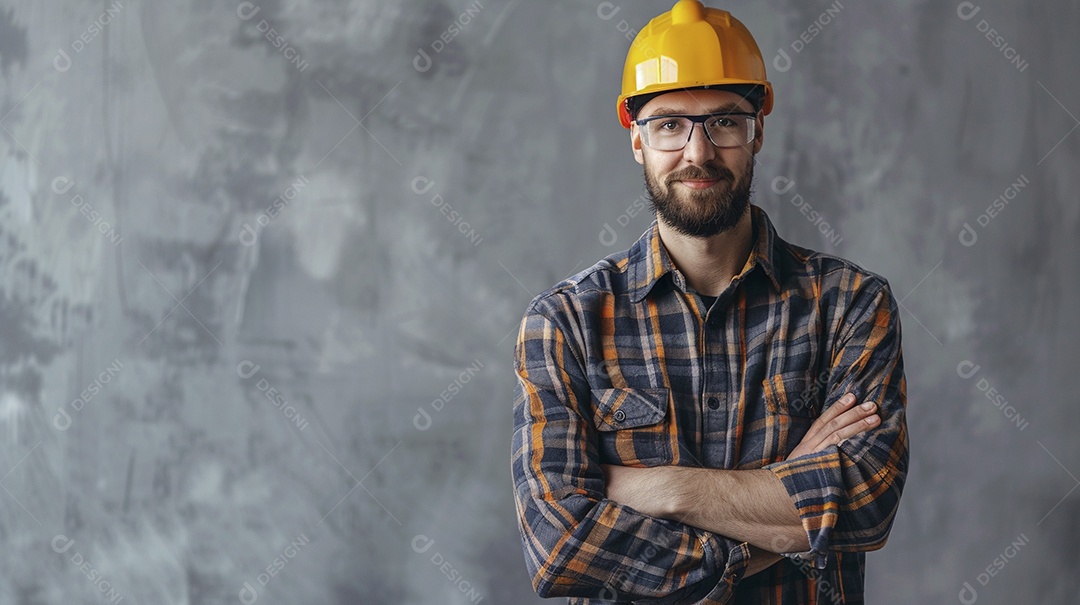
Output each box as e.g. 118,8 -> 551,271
0,1 -> 1076,603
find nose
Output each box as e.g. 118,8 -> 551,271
681,121 -> 717,164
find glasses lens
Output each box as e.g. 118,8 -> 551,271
704,115 -> 755,148
640,114 -> 755,150
642,117 -> 691,151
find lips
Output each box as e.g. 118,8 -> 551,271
669,167 -> 733,190
678,179 -> 721,189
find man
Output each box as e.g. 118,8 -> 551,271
511,2 -> 908,603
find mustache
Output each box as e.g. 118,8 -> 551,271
667,163 -> 734,183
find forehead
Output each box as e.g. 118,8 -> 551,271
638,89 -> 755,117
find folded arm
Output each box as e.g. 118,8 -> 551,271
511,302 -> 748,601
601,277 -> 908,570
602,392 -> 881,554
762,277 -> 909,567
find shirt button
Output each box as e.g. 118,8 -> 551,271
613,409 -> 626,422
707,397 -> 720,410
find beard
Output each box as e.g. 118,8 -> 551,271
644,156 -> 754,238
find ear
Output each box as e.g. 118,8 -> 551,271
630,123 -> 645,165
752,111 -> 764,155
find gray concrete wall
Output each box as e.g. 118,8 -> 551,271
0,0 -> 1076,603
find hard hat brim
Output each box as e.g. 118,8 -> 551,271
619,81 -> 773,129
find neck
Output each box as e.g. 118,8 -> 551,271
656,207 -> 754,297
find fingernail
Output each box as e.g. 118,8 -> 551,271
866,415 -> 879,424
861,401 -> 874,410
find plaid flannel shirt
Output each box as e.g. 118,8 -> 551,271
511,204 -> 908,604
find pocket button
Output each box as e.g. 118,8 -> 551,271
591,387 -> 673,466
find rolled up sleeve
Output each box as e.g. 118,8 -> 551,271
511,299 -> 749,601
763,277 -> 909,569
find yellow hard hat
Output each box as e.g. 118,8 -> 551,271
617,0 -> 774,128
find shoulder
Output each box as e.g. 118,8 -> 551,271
523,250 -> 630,321
774,234 -> 895,303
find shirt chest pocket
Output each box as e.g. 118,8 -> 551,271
591,387 -> 674,467
762,374 -> 821,462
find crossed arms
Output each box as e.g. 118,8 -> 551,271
511,280 -> 909,600
601,391 -> 882,579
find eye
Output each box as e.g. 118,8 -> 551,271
658,119 -> 683,131
707,116 -> 738,128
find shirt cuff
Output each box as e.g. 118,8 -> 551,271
688,537 -> 750,604
700,533 -> 750,581
763,447 -> 844,569
619,535 -> 749,605
781,549 -> 828,570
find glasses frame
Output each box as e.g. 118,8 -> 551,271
634,111 -> 759,150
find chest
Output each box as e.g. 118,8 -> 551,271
582,285 -> 831,469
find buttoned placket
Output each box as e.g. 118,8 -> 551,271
694,263 -> 760,470
699,286 -> 730,469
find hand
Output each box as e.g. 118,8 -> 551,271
787,392 -> 879,460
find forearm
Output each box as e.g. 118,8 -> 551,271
516,492 -> 735,599
666,466 -> 809,553
514,306 -> 753,599
515,392 -> 747,597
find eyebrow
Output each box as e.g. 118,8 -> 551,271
645,102 -> 753,116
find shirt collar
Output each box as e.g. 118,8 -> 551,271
627,203 -> 782,303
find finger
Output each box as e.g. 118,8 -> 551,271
813,392 -> 858,426
797,411 -> 878,457
828,413 -> 880,446
803,392 -> 858,440
804,400 -> 877,453
825,400 -> 878,434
